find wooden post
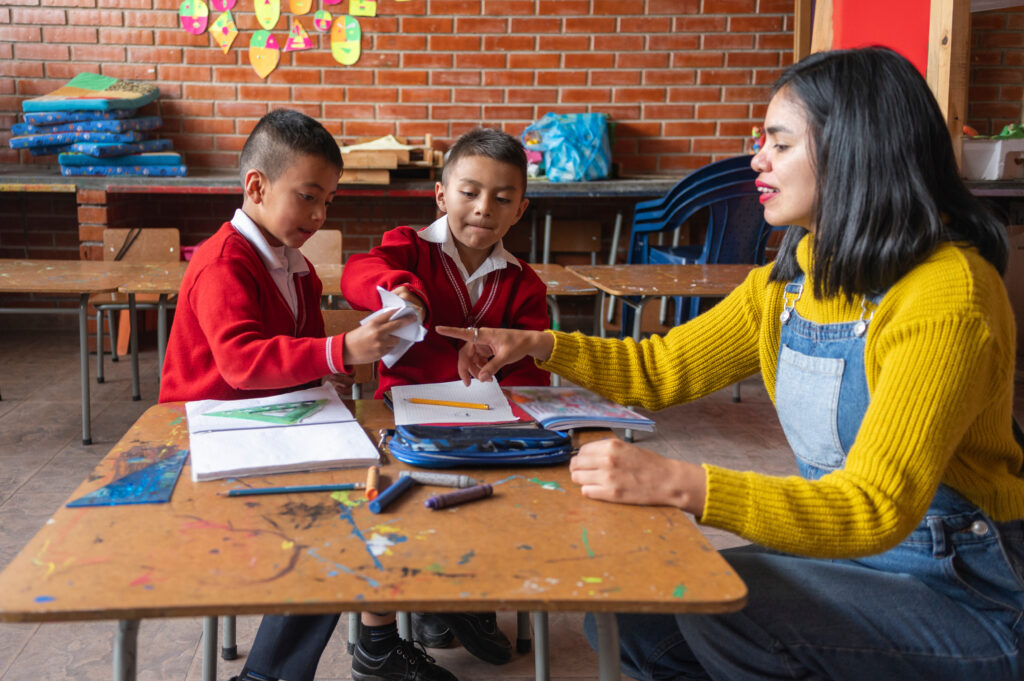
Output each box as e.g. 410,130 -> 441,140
927,0 -> 971,168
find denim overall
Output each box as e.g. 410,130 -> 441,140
598,274 -> 1024,681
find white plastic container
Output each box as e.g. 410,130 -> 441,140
961,138 -> 1024,180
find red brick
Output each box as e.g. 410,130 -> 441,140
726,51 -> 781,68
692,137 -> 745,153
453,88 -> 503,103
11,8 -> 66,24
325,104 -> 376,119
565,52 -> 614,69
561,88 -> 612,103
620,17 -> 672,32
617,52 -> 670,69
593,34 -> 644,51
433,105 -> 482,120
643,70 -> 697,85
537,70 -> 589,86
401,17 -> 454,33
379,70 -> 429,86
431,0 -> 482,13
615,121 -> 662,138
482,35 -> 535,52
538,0 -> 589,15
403,88 -> 452,103
183,117 -> 235,134
508,87 -> 556,103
402,53 -> 453,69
729,16 -> 784,32
509,17 -> 563,33
640,138 -> 691,154
972,12 -> 1008,30
122,10 -> 176,27
127,46 -> 184,63
645,104 -> 698,119
344,121 -> 398,138
975,67 -> 1024,84
723,85 -> 772,103
455,53 -> 506,69
758,33 -> 794,50
663,121 -> 717,137
455,17 -> 508,32
238,85 -> 293,101
592,70 -> 641,86
430,34 -> 479,52
98,27 -> 154,44
593,0 -> 643,13
648,0 -> 700,13
696,103 -> 750,119
508,53 -> 560,69
377,104 -> 429,120
16,43 -> 70,60
538,35 -> 590,51
672,52 -> 725,68
0,26 -> 42,43
431,70 -> 481,86
703,0 -> 757,12
703,33 -> 756,50
483,71 -> 534,87
648,34 -> 701,51
614,88 -> 666,103
481,105 -> 535,120
78,206 -> 108,225
563,17 -> 616,33
699,69 -> 752,85
324,69 -> 375,85
347,87 -> 399,102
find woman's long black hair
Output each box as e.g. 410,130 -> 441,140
768,47 -> 1007,299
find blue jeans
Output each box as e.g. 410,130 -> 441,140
585,534 -> 1024,681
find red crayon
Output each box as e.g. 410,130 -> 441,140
424,483 -> 493,510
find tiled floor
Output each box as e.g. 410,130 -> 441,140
1,328 -> 1016,681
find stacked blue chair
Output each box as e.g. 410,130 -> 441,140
623,155 -> 771,330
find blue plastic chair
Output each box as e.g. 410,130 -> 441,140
623,156 -> 770,330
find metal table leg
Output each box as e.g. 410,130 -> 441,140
532,611 -> 549,681
129,294 -> 140,401
113,619 -> 140,681
221,615 -> 237,660
203,616 -> 217,681
516,611 -> 531,653
593,612 -> 621,681
157,294 -> 168,386
397,611 -> 411,639
78,293 -> 92,445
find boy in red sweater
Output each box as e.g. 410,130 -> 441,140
341,128 -> 550,671
159,109 -> 454,681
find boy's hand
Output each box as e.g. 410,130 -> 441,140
341,310 -> 415,366
435,326 -> 554,385
323,372 -> 355,398
390,286 -> 427,324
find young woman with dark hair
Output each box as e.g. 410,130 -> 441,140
438,47 -> 1024,680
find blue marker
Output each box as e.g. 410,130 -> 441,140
368,475 -> 415,514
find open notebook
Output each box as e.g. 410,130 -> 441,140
185,385 -> 379,482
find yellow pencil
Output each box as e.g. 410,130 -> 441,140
408,397 -> 491,410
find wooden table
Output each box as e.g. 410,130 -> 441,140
0,401 -> 747,681
567,264 -> 757,341
0,259 -> 129,444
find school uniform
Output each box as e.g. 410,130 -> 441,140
342,216 -> 550,398
159,209 -> 348,403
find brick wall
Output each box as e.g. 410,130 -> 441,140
969,6 -> 1024,135
1,0 -> 797,173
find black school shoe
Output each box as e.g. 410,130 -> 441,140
412,613 -> 455,648
351,638 -> 458,681
420,612 -> 512,665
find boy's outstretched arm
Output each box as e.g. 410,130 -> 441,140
435,326 -> 554,384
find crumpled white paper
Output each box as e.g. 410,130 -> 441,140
359,286 -> 427,368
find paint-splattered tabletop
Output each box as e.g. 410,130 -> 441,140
0,259 -> 187,295
566,264 -> 757,298
0,401 -> 746,623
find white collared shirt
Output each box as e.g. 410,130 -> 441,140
417,215 -> 521,304
230,208 -> 310,318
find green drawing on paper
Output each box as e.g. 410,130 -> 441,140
206,399 -> 326,424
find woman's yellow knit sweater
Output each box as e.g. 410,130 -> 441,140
540,236 -> 1023,558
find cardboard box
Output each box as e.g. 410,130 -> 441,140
962,138 -> 1024,180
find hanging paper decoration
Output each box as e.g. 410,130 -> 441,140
249,30 -> 281,79
210,11 -> 238,53
210,0 -> 235,11
330,15 -> 361,65
290,0 -> 312,14
348,0 -> 376,16
254,0 -> 280,30
323,0 -> 342,5
179,0 -> 210,34
283,18 -> 314,52
313,9 -> 332,32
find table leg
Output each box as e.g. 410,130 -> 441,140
129,294 -> 140,401
157,294 -> 168,387
202,616 -> 218,681
221,615 -> 237,660
113,619 -> 139,681
78,294 -> 92,446
593,612 -> 621,681
624,296 -> 654,444
546,296 -> 562,387
347,612 -> 360,654
516,611 -> 531,653
531,611 -> 549,681
397,611 -> 411,640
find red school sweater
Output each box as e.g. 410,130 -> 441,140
159,222 -> 347,403
341,225 -> 550,398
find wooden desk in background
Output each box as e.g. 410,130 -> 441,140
0,258 -> 128,444
0,401 -> 747,681
567,264 -> 757,342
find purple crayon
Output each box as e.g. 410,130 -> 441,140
424,483 -> 493,510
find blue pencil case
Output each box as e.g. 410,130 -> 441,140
388,425 -> 573,468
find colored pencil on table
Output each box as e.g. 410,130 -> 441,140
219,483 -> 365,497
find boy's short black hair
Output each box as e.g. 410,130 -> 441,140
239,109 -> 343,184
441,128 -> 528,192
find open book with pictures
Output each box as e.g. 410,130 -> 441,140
185,384 -> 380,482
504,386 -> 656,432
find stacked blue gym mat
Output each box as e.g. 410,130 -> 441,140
8,73 -> 187,177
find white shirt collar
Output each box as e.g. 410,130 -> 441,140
417,215 -> 521,282
230,208 -> 310,276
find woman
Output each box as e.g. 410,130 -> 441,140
439,47 -> 1024,680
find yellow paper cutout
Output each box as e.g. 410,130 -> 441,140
249,30 -> 280,79
330,15 -> 361,65
210,0 -> 235,11
289,0 -> 311,14
349,0 -> 376,17
179,0 -> 209,34
313,9 -> 332,32
254,0 -> 280,31
209,11 -> 238,53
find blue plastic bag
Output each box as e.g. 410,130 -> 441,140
523,112 -> 611,182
